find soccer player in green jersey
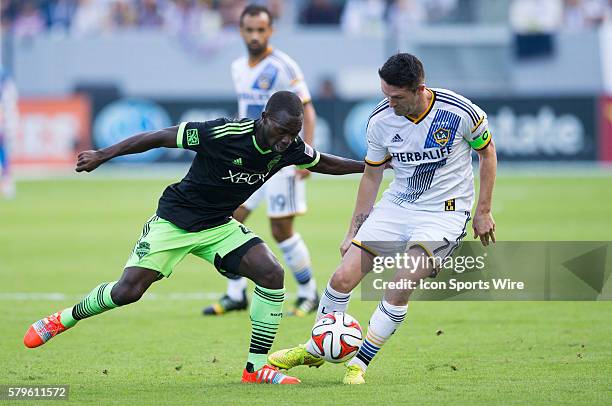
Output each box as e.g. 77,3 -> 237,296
23,91 -> 364,385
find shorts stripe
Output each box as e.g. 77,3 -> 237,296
351,240 -> 378,257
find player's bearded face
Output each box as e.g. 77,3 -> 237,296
240,13 -> 273,56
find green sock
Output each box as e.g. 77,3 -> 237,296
246,285 -> 285,372
60,282 -> 119,328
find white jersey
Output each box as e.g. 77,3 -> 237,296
231,48 -> 312,120
365,88 -> 491,213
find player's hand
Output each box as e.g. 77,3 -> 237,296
340,235 -> 352,257
295,168 -> 311,180
472,211 -> 496,246
76,150 -> 108,173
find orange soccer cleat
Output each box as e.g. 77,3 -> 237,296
23,312 -> 70,348
241,364 -> 301,384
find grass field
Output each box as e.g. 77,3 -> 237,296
1,173 -> 611,405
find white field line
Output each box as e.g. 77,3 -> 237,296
0,292 -> 297,301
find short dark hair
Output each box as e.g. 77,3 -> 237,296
265,91 -> 303,119
240,4 -> 274,26
378,53 -> 425,89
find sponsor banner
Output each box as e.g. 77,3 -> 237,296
477,96 -> 597,161
87,94 -> 598,164
599,95 -> 612,162
90,97 -> 334,163
90,98 -> 236,163
342,95 -> 598,162
13,96 -> 91,168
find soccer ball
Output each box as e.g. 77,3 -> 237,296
310,312 -> 363,363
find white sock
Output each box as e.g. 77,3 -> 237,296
278,233 -> 317,300
348,300 -> 408,372
297,279 -> 317,301
226,277 -> 248,302
306,281 -> 352,355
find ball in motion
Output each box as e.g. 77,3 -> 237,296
310,311 -> 363,363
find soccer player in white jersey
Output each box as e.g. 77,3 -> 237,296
203,5 -> 319,317
269,53 -> 497,384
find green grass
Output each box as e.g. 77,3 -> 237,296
1,175 -> 611,405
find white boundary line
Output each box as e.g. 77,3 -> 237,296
0,292 -> 297,301
14,163 -> 612,181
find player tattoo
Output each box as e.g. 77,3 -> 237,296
352,214 -> 369,236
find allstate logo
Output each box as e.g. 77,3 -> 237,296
93,99 -> 172,163
343,100 -> 382,158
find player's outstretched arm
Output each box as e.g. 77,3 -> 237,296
339,164 -> 385,256
75,126 -> 179,173
308,153 -> 365,175
473,140 -> 497,246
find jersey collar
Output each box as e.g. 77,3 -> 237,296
248,47 -> 274,68
252,130 -> 272,154
405,88 -> 436,125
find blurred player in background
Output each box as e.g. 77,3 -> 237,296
269,53 -> 497,384
203,4 -> 319,317
0,66 -> 19,199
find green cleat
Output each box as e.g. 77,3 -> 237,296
343,364 -> 366,385
268,344 -> 325,370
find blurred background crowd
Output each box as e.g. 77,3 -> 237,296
2,0 -> 611,39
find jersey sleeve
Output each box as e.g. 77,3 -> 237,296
176,118 -> 230,154
462,102 -> 492,151
280,57 -> 312,104
283,137 -> 320,169
364,120 -> 390,166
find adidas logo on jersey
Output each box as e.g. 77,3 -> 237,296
392,134 -> 403,143
232,158 -> 243,166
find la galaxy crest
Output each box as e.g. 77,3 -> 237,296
256,74 -> 273,90
252,64 -> 279,90
433,128 -> 451,147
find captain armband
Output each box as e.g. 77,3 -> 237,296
468,129 -> 492,151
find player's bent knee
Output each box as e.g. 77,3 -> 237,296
256,263 -> 284,289
112,267 -> 160,305
110,282 -> 145,305
237,242 -> 285,289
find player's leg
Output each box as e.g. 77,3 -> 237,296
269,216 -> 318,316
236,243 -> 301,384
268,198 -> 405,371
202,189 -> 262,316
345,210 -> 472,384
24,266 -> 162,348
24,215 -> 191,348
266,171 -> 318,316
268,243 -> 371,370
193,220 -> 299,383
343,244 -> 430,384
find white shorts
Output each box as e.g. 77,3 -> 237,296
353,197 -> 471,263
242,166 -> 307,218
